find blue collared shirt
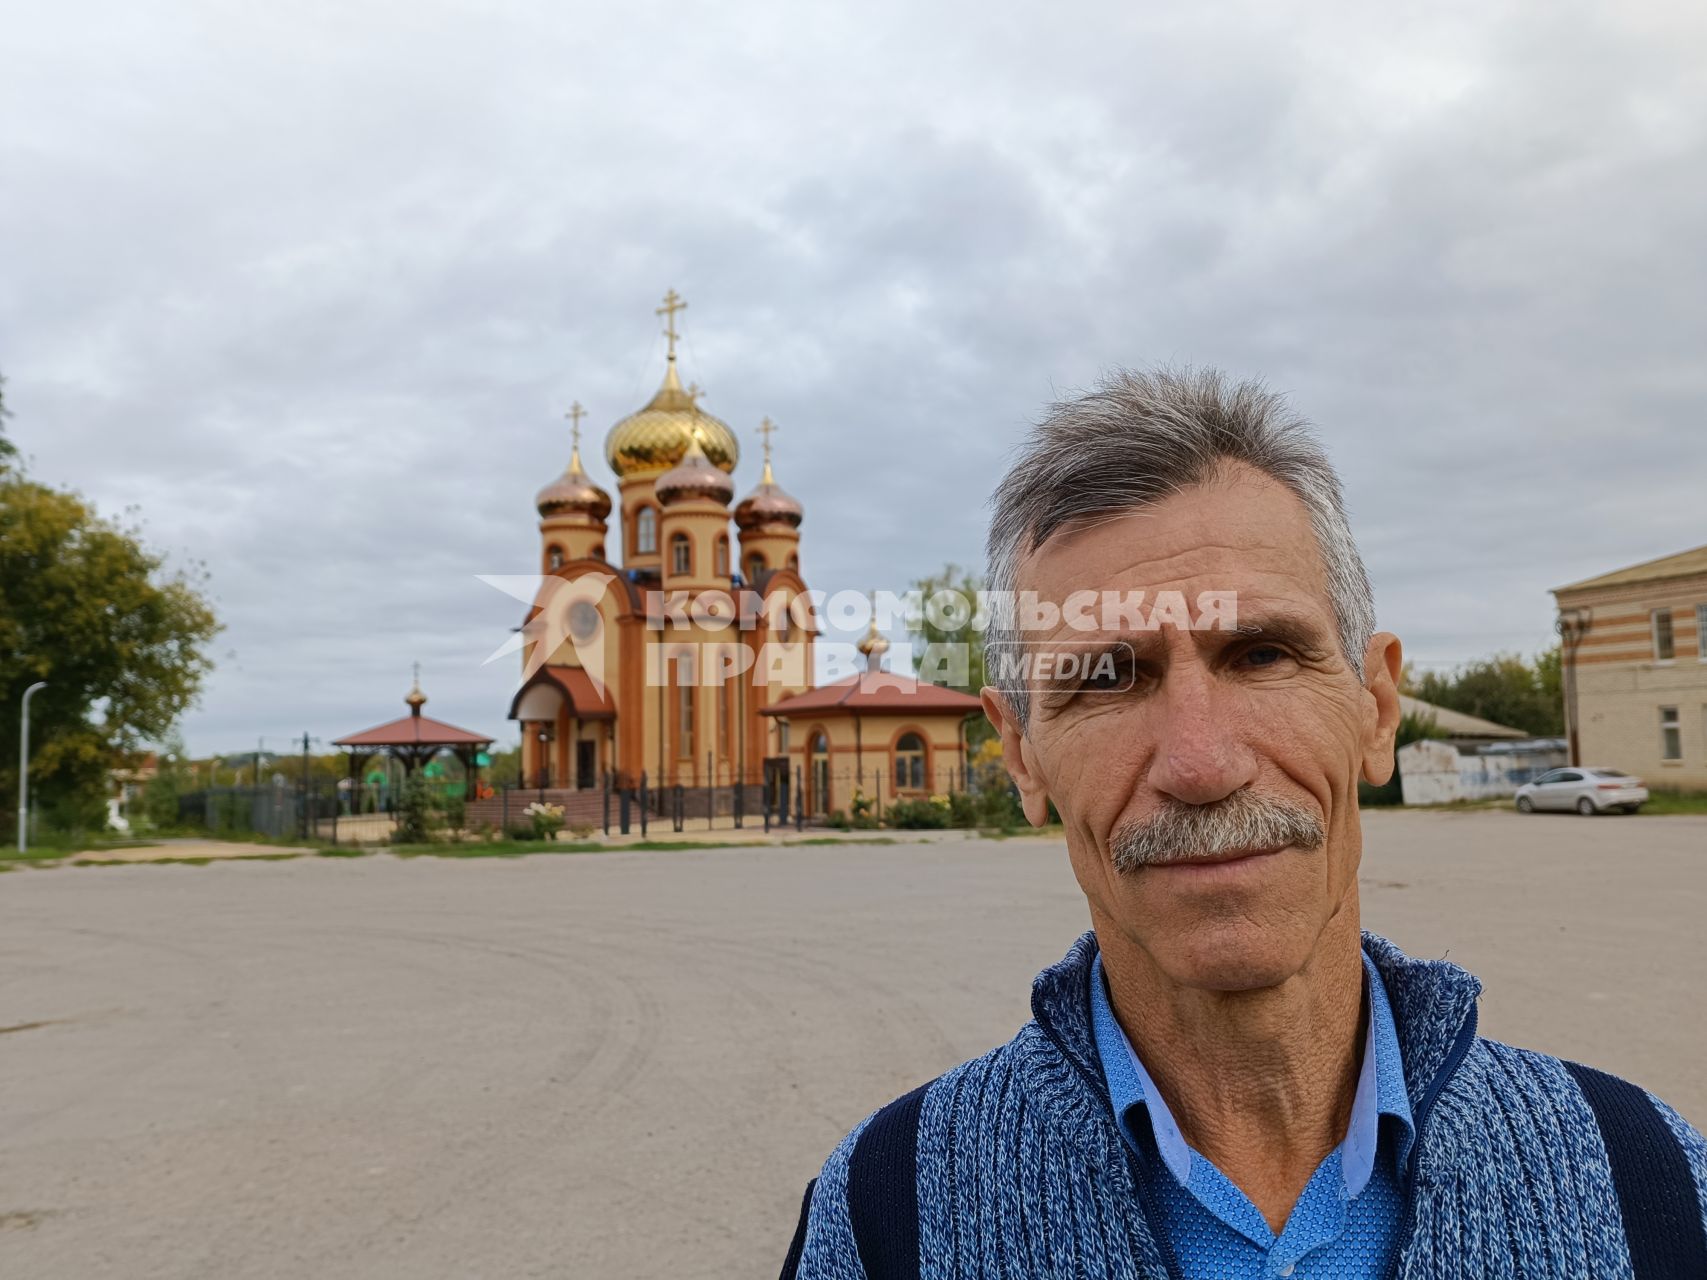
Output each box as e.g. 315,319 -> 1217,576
1089,950 -> 1414,1278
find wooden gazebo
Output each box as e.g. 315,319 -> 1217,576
333,672 -> 494,798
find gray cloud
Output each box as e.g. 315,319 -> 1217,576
2,0 -> 1703,752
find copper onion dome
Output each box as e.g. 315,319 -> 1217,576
655,429 -> 735,506
734,417 -> 803,530
536,447 -> 612,521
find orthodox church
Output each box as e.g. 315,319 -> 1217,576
506,292 -> 981,819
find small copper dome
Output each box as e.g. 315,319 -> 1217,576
734,458 -> 804,530
536,449 -> 612,521
656,431 -> 735,506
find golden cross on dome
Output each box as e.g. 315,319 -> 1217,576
656,288 -> 688,360
564,401 -> 586,450
757,416 -> 778,463
687,382 -> 706,407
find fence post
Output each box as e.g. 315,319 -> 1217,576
639,772 -> 648,838
602,772 -> 611,836
734,776 -> 743,830
795,765 -> 804,831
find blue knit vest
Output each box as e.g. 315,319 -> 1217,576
785,931 -> 1707,1279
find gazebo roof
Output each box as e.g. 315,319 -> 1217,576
333,714 -> 493,749
335,672 -> 494,750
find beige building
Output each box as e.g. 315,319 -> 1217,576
1552,544 -> 1707,789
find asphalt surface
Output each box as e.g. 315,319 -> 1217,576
3,810 -> 1704,1278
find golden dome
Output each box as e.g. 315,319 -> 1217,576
604,360 -> 739,477
536,447 -> 612,521
656,430 -> 735,506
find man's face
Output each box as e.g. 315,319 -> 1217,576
984,462 -> 1402,992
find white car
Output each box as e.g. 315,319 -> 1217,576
1515,767 -> 1648,815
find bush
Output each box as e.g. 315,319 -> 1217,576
523,800 -> 565,840
885,796 -> 952,829
395,773 -> 438,844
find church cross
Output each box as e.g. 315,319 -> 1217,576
656,289 -> 688,360
757,416 -> 778,464
564,401 -> 586,450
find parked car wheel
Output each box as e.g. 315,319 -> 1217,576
1576,796 -> 1597,816
1516,796 -> 1534,813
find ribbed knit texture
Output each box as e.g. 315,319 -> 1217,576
790,931 -> 1707,1279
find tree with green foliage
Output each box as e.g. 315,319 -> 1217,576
1411,648 -> 1563,737
0,391 -> 221,837
907,562 -> 992,747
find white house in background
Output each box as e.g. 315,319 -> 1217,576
1394,695 -> 1567,806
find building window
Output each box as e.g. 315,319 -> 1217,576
1661,706 -> 1681,761
1653,608 -> 1675,661
778,720 -> 789,753
895,732 -> 925,791
636,506 -> 657,555
675,655 -> 695,755
1698,604 -> 1707,660
715,535 -> 729,577
787,552 -> 799,571
547,545 -> 564,571
671,532 -> 692,576
747,551 -> 766,580
591,543 -> 604,561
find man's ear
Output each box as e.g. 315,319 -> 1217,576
980,686 -> 1052,827
1359,632 -> 1404,786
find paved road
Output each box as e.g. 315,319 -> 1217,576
2,810 -> 1703,1278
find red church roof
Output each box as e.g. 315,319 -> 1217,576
760,672 -> 984,717
333,714 -> 493,749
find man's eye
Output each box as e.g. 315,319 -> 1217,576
1244,645 -> 1285,668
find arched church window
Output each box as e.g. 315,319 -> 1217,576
591,543 -> 605,561
671,532 -> 692,576
547,545 -> 564,571
636,506 -> 657,555
895,732 -> 925,791
786,553 -> 799,571
714,534 -> 729,577
747,551 -> 766,580
674,653 -> 695,754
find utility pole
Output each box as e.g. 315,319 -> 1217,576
17,682 -> 47,854
301,731 -> 312,840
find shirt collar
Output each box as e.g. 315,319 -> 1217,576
1088,950 -> 1415,1197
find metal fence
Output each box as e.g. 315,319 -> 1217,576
177,783 -> 396,845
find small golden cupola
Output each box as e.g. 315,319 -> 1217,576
856,599 -> 890,673
405,664 -> 429,715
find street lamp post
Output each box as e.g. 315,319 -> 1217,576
17,681 -> 47,854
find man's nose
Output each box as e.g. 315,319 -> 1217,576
1143,663 -> 1258,806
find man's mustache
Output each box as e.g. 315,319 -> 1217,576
1110,791 -> 1325,873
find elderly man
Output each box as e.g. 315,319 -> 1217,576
781,368 -> 1707,1279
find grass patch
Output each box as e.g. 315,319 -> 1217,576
1636,789 -> 1707,816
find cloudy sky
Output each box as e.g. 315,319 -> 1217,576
3,0 -> 1703,756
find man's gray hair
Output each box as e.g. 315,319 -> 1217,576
984,366 -> 1375,731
